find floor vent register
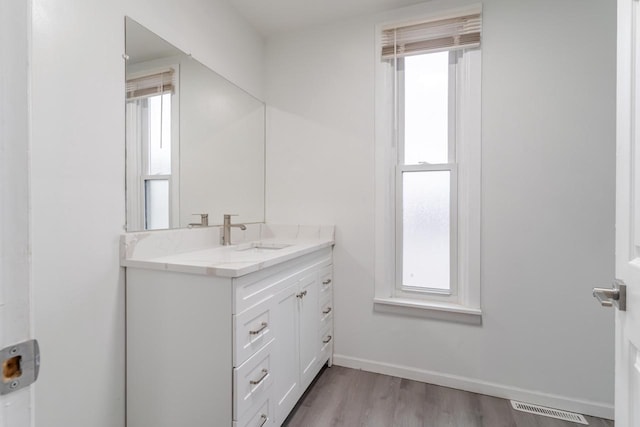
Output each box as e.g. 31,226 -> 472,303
510,400 -> 588,425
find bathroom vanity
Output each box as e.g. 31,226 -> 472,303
121,19 -> 331,427
121,225 -> 334,427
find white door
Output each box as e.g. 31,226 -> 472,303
0,0 -> 33,425
614,0 -> 640,425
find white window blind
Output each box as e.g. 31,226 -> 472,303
126,69 -> 175,100
381,10 -> 481,59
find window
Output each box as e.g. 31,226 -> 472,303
398,51 -> 458,297
374,6 -> 482,320
126,68 -> 179,231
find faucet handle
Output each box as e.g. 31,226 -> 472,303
190,213 -> 209,226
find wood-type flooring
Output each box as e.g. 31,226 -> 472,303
283,366 -> 614,427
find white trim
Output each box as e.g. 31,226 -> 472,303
616,1 -> 639,425
455,48 -> 482,309
373,297 -> 481,324
125,101 -> 143,230
332,355 -> 614,420
374,53 -> 397,300
448,50 -> 458,164
0,0 -> 33,423
170,69 -> 180,229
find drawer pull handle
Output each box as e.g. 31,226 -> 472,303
250,369 -> 269,385
258,414 -> 268,427
323,335 -> 332,344
322,279 -> 332,285
322,307 -> 332,315
296,290 -> 307,299
249,322 -> 268,335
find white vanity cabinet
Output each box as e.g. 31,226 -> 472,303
126,246 -> 333,427
271,264 -> 334,422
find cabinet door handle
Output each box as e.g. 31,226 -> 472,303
322,279 -> 332,285
249,322 -> 268,335
296,290 -> 307,299
323,335 -> 332,344
250,369 -> 269,385
258,414 -> 269,427
322,307 -> 332,315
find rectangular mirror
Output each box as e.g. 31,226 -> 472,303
125,17 -> 265,231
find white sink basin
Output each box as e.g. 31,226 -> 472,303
234,242 -> 292,252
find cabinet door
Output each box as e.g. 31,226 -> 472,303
298,273 -> 320,390
272,283 -> 300,424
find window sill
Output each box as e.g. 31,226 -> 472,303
373,297 -> 482,325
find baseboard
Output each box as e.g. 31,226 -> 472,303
332,354 -> 614,420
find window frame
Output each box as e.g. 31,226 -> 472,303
143,175 -> 171,230
139,92 -> 174,230
373,5 -> 482,322
395,165 -> 459,301
394,52 -> 460,302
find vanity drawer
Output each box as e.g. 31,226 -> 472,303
234,339 -> 275,421
233,394 -> 273,427
318,267 -> 333,302
319,299 -> 333,331
234,271 -> 299,316
318,325 -> 333,366
233,248 -> 332,315
234,297 -> 274,367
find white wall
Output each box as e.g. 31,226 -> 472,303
29,1 -> 263,426
179,57 -> 265,227
0,0 -> 32,424
265,0 -> 616,417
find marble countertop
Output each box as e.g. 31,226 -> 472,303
120,224 -> 334,278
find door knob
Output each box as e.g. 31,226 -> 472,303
593,279 -> 626,311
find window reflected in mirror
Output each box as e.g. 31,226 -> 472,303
124,17 -> 265,231
127,70 -> 176,230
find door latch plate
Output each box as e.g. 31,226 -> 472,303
1,339 -> 40,395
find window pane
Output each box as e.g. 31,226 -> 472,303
145,179 -> 169,230
403,52 -> 449,165
147,93 -> 172,175
402,170 -> 450,290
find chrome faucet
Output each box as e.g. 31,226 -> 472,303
188,213 -> 209,228
222,214 -> 246,245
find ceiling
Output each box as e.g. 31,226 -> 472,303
225,0 -> 430,36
